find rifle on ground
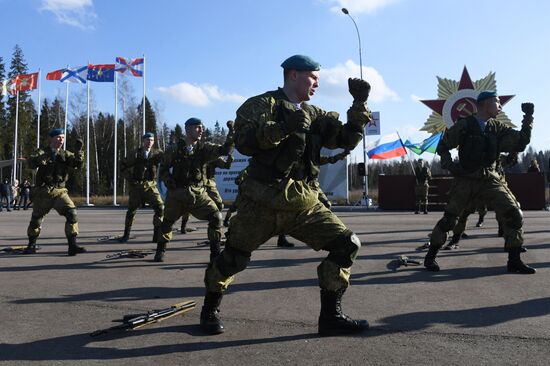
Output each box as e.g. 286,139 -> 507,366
90,300 -> 196,337
100,250 -> 155,261
1,245 -> 40,254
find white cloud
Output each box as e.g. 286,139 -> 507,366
326,0 -> 400,14
40,0 -> 97,30
319,59 -> 399,103
157,82 -> 246,107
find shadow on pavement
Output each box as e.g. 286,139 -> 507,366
0,325 -> 317,361
376,296 -> 550,332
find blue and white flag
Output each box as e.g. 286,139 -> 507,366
60,66 -> 88,84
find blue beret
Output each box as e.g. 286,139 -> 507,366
281,55 -> 320,71
185,117 -> 203,127
142,132 -> 155,139
49,128 -> 65,137
477,90 -> 498,103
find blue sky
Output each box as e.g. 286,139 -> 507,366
2,0 -> 550,160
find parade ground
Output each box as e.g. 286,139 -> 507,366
1,207 -> 550,365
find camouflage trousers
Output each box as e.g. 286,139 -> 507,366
160,186 -> 222,245
181,182 -> 223,226
125,182 -> 164,229
415,183 -> 429,205
452,200 -> 488,236
431,174 -> 523,249
205,194 -> 358,294
27,187 -> 78,239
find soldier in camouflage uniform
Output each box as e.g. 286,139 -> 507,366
424,91 -> 535,274
180,152 -> 234,234
200,55 -> 372,336
23,128 -> 86,256
154,118 -> 234,262
414,159 -> 431,214
118,132 -> 164,243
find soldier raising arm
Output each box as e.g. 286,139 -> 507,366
200,55 -> 372,337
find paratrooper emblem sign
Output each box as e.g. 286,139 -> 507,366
420,67 -> 515,133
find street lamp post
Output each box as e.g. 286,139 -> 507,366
342,7 -> 369,205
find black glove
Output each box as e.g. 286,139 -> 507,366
348,78 -> 371,104
282,109 -> 311,134
227,154 -> 234,163
521,102 -> 534,117
74,138 -> 84,152
226,120 -> 235,133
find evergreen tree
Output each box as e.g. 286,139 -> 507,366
174,123 -> 183,143
6,45 -> 35,180
137,96 -> 157,137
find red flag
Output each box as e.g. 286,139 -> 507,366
15,72 -> 38,91
46,69 -> 64,81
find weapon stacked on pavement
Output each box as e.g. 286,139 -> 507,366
101,250 -> 156,261
90,300 -> 196,336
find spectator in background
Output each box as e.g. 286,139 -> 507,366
11,179 -> 20,210
0,179 -> 11,212
18,178 -> 31,210
527,159 -> 540,173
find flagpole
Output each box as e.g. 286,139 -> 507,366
63,64 -> 70,150
142,53 -> 146,135
397,131 -> 416,177
37,69 -> 41,149
86,69 -> 91,206
113,70 -> 118,206
13,90 -> 20,184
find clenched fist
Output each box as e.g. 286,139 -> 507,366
521,103 -> 534,116
348,78 -> 371,104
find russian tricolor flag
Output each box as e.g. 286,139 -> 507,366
366,132 -> 408,160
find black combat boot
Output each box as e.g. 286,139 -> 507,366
414,204 -> 420,215
118,227 -> 131,243
152,226 -> 160,243
23,237 -> 38,254
423,204 -> 428,214
424,246 -> 440,271
67,236 -> 86,256
443,233 -> 460,250
507,247 -> 536,274
200,292 -> 225,334
210,241 -> 221,262
277,235 -> 295,248
154,243 -> 166,262
318,288 -> 368,336
180,217 -> 188,234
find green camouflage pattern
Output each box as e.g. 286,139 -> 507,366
27,187 -> 78,238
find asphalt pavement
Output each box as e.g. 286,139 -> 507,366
1,207 -> 549,365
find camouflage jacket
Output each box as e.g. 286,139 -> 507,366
160,139 -> 234,189
438,114 -> 532,177
120,147 -> 163,183
28,148 -> 84,188
234,88 -> 371,183
414,166 -> 431,185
